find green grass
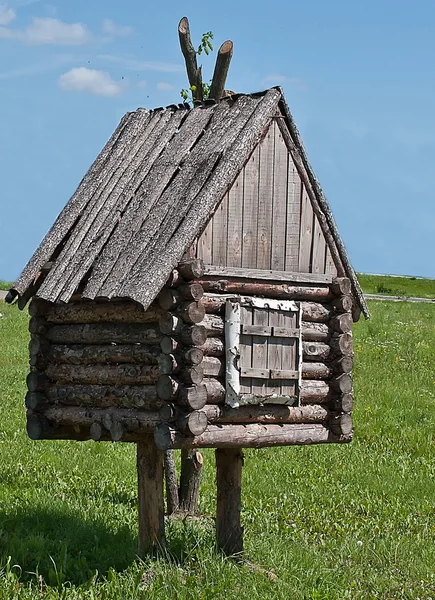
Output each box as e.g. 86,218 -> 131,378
357,273 -> 435,298
0,281 -> 12,291
0,286 -> 435,598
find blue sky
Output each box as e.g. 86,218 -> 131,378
0,0 -> 434,281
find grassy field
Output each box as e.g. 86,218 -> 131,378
357,273 -> 435,299
0,280 -> 434,598
0,281 -> 12,291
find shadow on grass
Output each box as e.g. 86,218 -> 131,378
0,506 -> 137,586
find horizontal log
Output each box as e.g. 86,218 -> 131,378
27,413 -> 90,441
178,258 -> 205,280
159,312 -> 224,341
177,302 -> 205,324
330,393 -> 354,414
159,344 -> 204,365
46,323 -> 162,345
178,384 -> 208,410
158,284 -> 204,309
202,356 -> 224,377
202,295 -> 226,315
160,321 -> 208,346
331,277 -> 351,296
27,371 -> 49,392
329,333 -> 353,357
329,412 -> 353,436
31,343 -> 160,366
45,363 -> 160,386
29,317 -> 47,335
301,321 -> 330,342
160,336 -> 178,354
330,356 -> 353,375
300,302 -> 332,323
41,301 -> 163,324
179,325 -> 208,346
196,279 -> 332,302
25,391 -> 48,410
202,377 -> 226,404
156,375 -> 179,400
300,380 -> 331,404
44,383 -> 162,409
158,353 -> 217,375
303,341 -> 330,361
203,403 -> 329,424
178,365 -> 204,386
330,373 -> 353,394
39,406 -> 160,437
329,313 -> 353,334
176,410 -> 208,436
331,295 -> 353,313
154,423 -> 337,449
199,337 -> 225,357
203,265 -> 332,284
302,362 -> 331,380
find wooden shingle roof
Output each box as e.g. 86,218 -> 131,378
10,87 -> 368,317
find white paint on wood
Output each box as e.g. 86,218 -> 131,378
224,300 -> 241,408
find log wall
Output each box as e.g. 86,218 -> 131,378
26,258 -> 355,449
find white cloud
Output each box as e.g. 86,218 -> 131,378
102,18 -> 132,37
59,67 -> 123,96
98,53 -> 183,73
0,4 -> 15,25
157,82 -> 174,91
24,17 -> 91,44
137,79 -> 147,89
0,16 -> 91,44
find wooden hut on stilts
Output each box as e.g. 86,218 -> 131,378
7,57 -> 368,556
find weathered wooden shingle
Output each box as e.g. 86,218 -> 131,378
10,87 -> 368,317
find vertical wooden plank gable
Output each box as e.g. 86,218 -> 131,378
270,121 -> 287,271
256,124 -> 274,270
285,152 -> 302,271
242,145 -> 259,268
311,216 -> 327,273
211,192 -> 229,266
298,186 -> 314,272
325,246 -> 338,277
226,171 -> 244,267
198,217 -> 213,264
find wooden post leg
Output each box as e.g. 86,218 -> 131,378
179,449 -> 203,513
137,437 -> 166,554
215,448 -> 244,555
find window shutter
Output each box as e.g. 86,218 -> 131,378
225,298 -> 301,408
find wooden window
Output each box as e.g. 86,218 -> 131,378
225,298 -> 301,408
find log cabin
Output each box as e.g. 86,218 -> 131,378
7,86 -> 368,554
